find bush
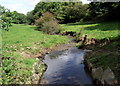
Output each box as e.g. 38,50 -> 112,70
42,20 -> 60,34
35,11 -> 61,34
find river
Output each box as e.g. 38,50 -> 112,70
41,47 -> 94,85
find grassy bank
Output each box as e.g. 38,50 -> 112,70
61,21 -> 119,39
1,24 -> 69,84
61,21 -> 120,83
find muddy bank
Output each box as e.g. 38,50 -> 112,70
21,40 -> 75,59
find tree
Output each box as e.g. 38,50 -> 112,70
63,2 -> 87,23
26,11 -> 35,25
0,5 -> 28,31
89,2 -> 120,21
11,11 -> 27,24
27,1 -> 88,24
0,5 -> 12,31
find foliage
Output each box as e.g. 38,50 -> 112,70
63,3 -> 88,23
26,11 -> 35,25
26,2 -> 120,24
35,12 -> 61,34
35,12 -> 55,27
0,5 -> 27,31
89,2 -> 120,21
0,5 -> 12,31
11,11 -> 27,24
27,1 -> 88,24
41,20 -> 61,34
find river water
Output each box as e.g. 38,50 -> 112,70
41,47 -> 94,85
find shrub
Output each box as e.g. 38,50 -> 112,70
42,20 -> 60,34
35,11 -> 61,34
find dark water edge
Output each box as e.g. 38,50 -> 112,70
41,47 -> 94,86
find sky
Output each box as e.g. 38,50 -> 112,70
0,0 -> 91,15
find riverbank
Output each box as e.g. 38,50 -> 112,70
83,36 -> 119,85
1,24 -> 69,84
61,21 -> 120,85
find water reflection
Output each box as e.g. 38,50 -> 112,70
41,47 -> 94,85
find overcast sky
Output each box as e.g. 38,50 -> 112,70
0,0 -> 91,14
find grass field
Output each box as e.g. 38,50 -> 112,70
2,24 -> 69,84
61,21 -> 119,39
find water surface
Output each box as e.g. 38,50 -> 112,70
41,47 -> 94,85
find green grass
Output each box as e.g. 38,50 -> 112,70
61,22 -> 119,39
3,24 -> 69,54
2,24 -> 69,84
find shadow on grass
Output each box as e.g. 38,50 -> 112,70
66,21 -> 119,31
65,21 -> 97,26
34,27 -> 41,31
84,22 -> 119,31
29,26 -> 38,30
